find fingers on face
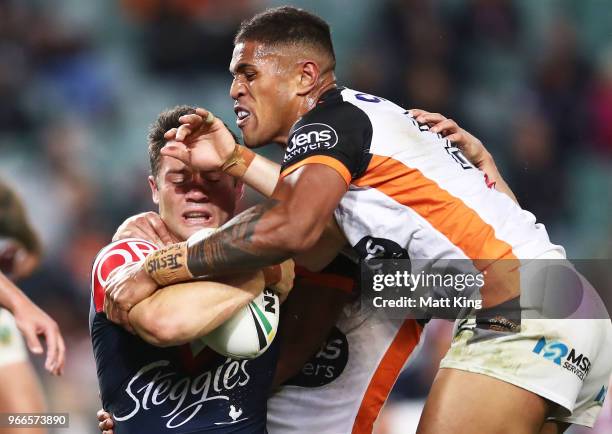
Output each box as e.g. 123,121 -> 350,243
175,125 -> 193,142
160,143 -> 190,164
179,114 -> 203,126
194,108 -> 214,124
164,128 -> 177,140
146,214 -> 173,246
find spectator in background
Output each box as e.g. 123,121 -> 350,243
508,112 -> 568,227
587,47 -> 612,156
532,16 -> 591,163
122,0 -> 258,76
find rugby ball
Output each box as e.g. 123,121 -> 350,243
186,227 -> 279,359
201,287 -> 279,359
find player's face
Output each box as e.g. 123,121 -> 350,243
229,41 -> 300,148
149,154 -> 242,240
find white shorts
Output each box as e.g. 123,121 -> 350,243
0,308 -> 28,367
441,317 -> 612,427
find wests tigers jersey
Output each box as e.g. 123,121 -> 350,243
280,87 -> 565,304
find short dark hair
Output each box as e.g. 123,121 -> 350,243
234,6 -> 335,68
148,105 -> 239,178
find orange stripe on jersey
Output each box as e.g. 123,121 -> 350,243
355,155 -> 520,308
280,155 -> 351,186
352,319 -> 422,434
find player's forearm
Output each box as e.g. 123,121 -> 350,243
129,272 -> 265,347
223,144 -> 280,197
241,153 -> 281,197
0,271 -> 29,312
479,153 -> 518,204
230,152 -> 347,265
187,200 -> 303,275
145,201 -> 315,285
144,166 -> 345,285
294,219 -> 347,271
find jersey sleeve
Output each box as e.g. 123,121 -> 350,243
90,239 -> 158,314
280,102 -> 373,186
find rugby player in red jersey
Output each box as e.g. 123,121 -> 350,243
90,105 -> 298,433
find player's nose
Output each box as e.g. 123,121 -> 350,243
184,183 -> 209,202
230,78 -> 246,101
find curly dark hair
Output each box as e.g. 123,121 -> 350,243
234,6 -> 335,69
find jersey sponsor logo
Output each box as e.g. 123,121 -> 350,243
354,236 -> 409,261
91,239 -> 158,312
285,327 -> 348,387
213,405 -> 247,425
248,289 -> 276,350
114,357 -> 252,429
355,92 -> 385,103
283,123 -> 339,163
532,337 -> 591,380
595,385 -> 607,406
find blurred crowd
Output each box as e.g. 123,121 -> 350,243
0,0 -> 610,433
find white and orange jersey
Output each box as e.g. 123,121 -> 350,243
280,87 -> 565,267
280,87 -> 566,310
267,254 -> 424,434
268,308 -> 423,434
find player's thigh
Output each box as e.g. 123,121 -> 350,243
417,368 -> 551,434
0,360 -> 47,434
0,360 -> 46,412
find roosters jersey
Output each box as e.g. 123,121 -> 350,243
89,239 -> 277,433
280,87 -> 565,306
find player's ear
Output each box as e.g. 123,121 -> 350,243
148,175 -> 160,204
296,61 -> 319,96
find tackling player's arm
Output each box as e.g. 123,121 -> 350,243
175,164 -> 345,278
145,102 -> 368,286
165,111 -> 347,272
410,109 -> 518,204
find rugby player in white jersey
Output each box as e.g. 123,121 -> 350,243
104,6 -> 612,434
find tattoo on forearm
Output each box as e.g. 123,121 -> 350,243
187,199 -> 290,277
